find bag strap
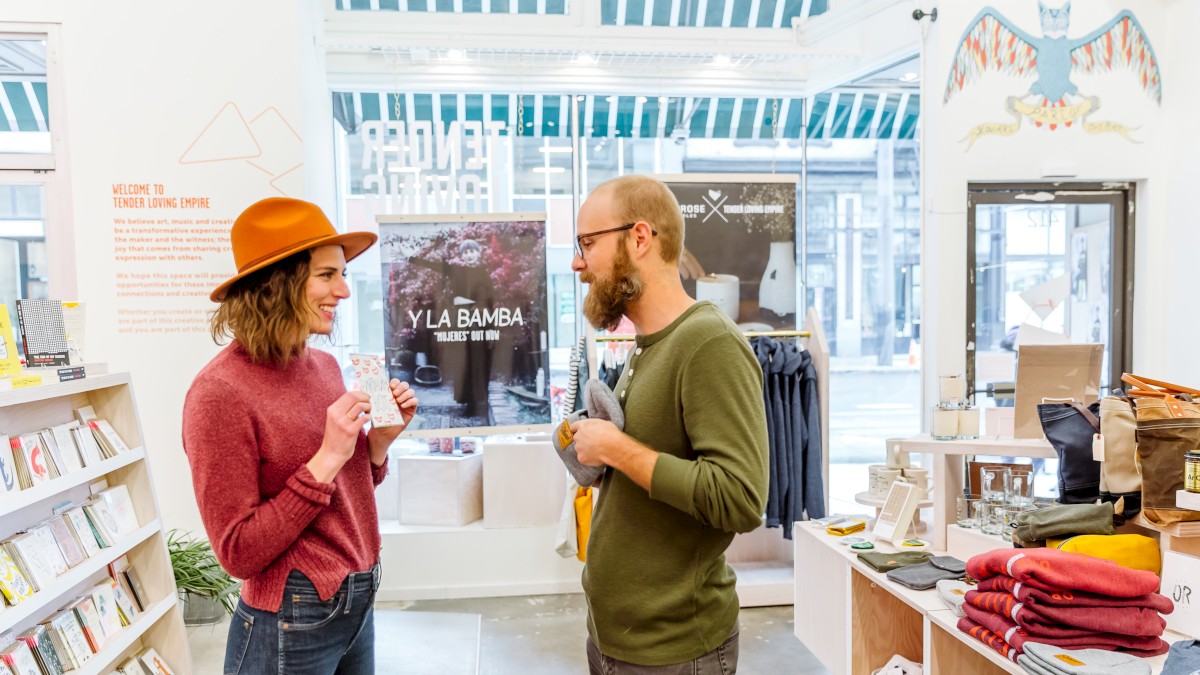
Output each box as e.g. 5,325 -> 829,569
1121,373 -> 1200,397
1122,373 -> 1200,418
1068,402 -> 1100,432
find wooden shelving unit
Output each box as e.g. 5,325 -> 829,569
0,373 -> 190,673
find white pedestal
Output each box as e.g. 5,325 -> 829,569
375,460 -> 400,521
397,452 -> 484,526
482,438 -> 565,528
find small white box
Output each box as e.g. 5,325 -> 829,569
984,407 -> 1015,438
483,438 -> 566,528
397,452 -> 483,526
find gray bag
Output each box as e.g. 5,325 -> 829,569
886,560 -> 965,590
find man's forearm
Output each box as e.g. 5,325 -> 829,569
602,437 -> 659,491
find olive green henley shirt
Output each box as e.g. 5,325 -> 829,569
582,301 -> 770,665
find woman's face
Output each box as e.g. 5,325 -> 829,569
306,245 -> 350,335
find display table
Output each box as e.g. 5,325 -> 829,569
793,522 -> 1186,675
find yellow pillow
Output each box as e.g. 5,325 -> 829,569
1046,533 -> 1161,575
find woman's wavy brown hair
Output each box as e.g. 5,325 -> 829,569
210,250 -> 315,368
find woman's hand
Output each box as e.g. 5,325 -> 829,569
367,379 -> 419,465
307,391 -> 372,483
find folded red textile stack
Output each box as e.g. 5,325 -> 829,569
962,603 -> 1169,656
977,576 -> 1174,613
966,548 -> 1160,597
957,616 -> 1020,661
965,590 -> 1167,637
957,548 -> 1171,660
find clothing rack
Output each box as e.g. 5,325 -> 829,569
594,329 -> 811,342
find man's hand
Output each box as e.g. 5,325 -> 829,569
569,418 -> 658,491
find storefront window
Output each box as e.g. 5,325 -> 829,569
331,75 -> 921,506
0,37 -> 50,158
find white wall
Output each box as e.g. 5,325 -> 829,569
919,0 -> 1186,410
0,0 -> 321,535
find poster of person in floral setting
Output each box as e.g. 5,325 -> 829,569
378,214 -> 550,435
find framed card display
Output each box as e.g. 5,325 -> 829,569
15,299 -> 70,368
873,480 -> 921,544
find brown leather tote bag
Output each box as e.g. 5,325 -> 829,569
1122,373 -> 1200,525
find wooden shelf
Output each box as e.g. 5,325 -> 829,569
0,372 -> 130,408
76,594 -> 177,675
0,372 -> 190,671
896,435 -> 1055,459
0,447 -> 145,514
0,520 -> 160,634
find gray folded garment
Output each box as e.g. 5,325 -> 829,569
886,562 -> 964,591
935,579 -> 972,617
1020,642 -> 1151,675
552,379 -> 623,487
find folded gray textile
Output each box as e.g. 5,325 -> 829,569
1014,503 -> 1115,545
1020,642 -> 1151,675
886,561 -> 964,590
936,579 -> 972,617
552,379 -> 623,487
1018,655 -> 1057,675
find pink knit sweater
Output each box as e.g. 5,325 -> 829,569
182,342 -> 387,612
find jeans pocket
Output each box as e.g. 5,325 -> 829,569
716,628 -> 740,675
224,604 -> 256,674
285,590 -> 346,630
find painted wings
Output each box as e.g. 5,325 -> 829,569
945,9 -> 1038,103
1070,11 -> 1162,104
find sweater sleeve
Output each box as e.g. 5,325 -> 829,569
182,377 -> 334,580
649,333 -> 769,533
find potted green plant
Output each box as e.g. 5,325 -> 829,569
167,529 -> 241,626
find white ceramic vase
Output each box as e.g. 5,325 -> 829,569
758,240 -> 796,317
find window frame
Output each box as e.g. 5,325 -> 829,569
965,182 -> 1135,399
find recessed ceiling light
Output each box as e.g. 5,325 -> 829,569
574,53 -> 597,66
637,96 -> 648,103
712,55 -> 731,67
658,97 -> 670,104
899,72 -> 919,82
446,49 -> 467,61
605,96 -> 616,103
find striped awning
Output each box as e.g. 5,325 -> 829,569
336,0 -> 567,12
0,80 -> 49,133
333,90 -> 918,140
333,0 -> 828,27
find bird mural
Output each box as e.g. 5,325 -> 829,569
945,2 -> 1161,144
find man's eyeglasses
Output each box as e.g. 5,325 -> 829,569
574,223 -> 658,258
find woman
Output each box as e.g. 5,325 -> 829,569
183,197 -> 417,674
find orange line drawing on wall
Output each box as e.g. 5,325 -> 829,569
179,102 -> 262,164
269,163 -> 304,198
181,103 -> 305,197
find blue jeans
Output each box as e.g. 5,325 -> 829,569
586,625 -> 739,674
224,564 -> 380,674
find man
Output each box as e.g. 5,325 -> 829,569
570,175 -> 769,673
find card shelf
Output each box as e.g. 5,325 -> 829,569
0,373 -> 191,672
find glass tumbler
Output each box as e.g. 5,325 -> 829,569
980,502 -> 1004,535
956,495 -> 980,528
981,466 -> 1011,504
1005,470 -> 1035,507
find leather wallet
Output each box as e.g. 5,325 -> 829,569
886,562 -> 965,590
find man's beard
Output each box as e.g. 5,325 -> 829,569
581,245 -> 644,332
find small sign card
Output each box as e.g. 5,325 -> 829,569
350,353 -> 402,427
1162,550 -> 1200,638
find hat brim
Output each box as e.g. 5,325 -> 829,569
210,230 -> 379,302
